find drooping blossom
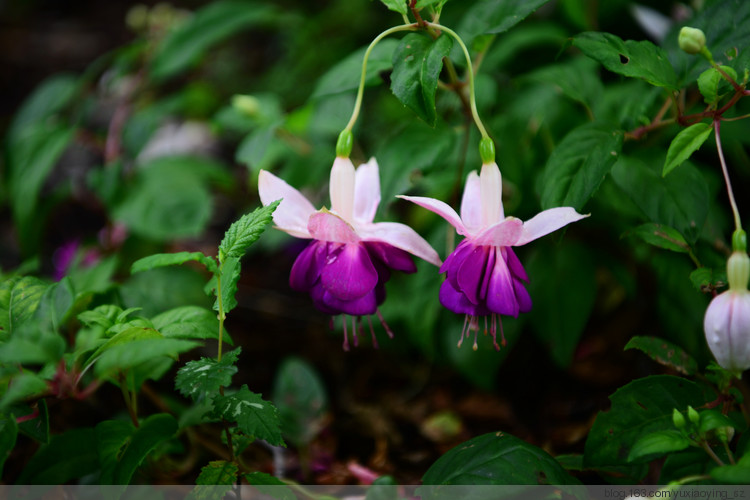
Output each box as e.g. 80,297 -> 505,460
704,250 -> 750,374
400,161 -> 587,350
259,157 -> 441,349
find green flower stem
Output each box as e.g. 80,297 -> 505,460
700,439 -> 725,466
343,23 -> 419,133
714,119 -> 743,232
216,270 -> 225,362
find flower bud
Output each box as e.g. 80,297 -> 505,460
232,95 -> 261,117
672,408 -> 686,429
728,251 -> 750,291
687,406 -> 700,426
679,27 -> 707,55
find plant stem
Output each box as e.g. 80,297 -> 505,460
714,119 -> 743,231
700,440 -> 725,466
119,373 -> 139,427
216,268 -> 225,362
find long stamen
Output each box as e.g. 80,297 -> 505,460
375,308 -> 394,339
458,315 -> 469,347
352,316 -> 359,348
367,315 -> 379,349
342,316 -> 350,351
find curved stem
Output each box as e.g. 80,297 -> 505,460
714,119 -> 743,231
344,23 -> 418,132
425,21 -> 490,140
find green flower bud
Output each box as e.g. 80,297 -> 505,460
715,425 -> 735,444
672,408 -> 686,429
679,27 -> 706,55
336,129 -> 353,158
687,405 -> 700,425
728,251 -> 750,291
479,137 -> 495,164
232,95 -> 261,117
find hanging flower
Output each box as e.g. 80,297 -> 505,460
400,161 -> 587,350
704,250 -> 750,374
259,157 -> 441,349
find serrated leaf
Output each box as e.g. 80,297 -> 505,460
390,33 -> 453,126
612,156 -> 708,245
208,256 -> 241,316
176,347 -> 241,402
420,431 -> 580,485
219,201 -> 279,262
662,123 -> 713,177
378,0 -> 408,15
572,32 -> 677,89
626,223 -> 690,254
627,430 -> 691,463
458,0 -> 552,41
0,416 -> 18,477
78,305 -> 126,331
698,66 -> 738,105
624,336 -> 699,376
190,461 -> 238,500
131,251 -> 218,275
16,428 -> 99,484
150,1 -> 277,81
244,471 -> 295,500
152,306 -> 228,344
208,385 -> 284,446
584,375 -> 714,467
272,357 -> 328,446
689,267 -> 726,293
540,122 -> 623,210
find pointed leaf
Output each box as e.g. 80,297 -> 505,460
208,385 -> 284,446
540,122 -> 623,210
689,267 -> 726,293
572,32 -> 678,89
626,223 -> 690,254
78,305 -> 126,331
3,277 -> 48,334
662,123 -> 713,177
378,0 -> 408,15
131,251 -> 218,275
94,337 -> 200,378
312,39 -> 399,98
624,336 -> 699,376
390,33 -> 453,126
0,373 -> 48,412
176,348 -> 241,403
190,460 -> 238,500
208,256 -> 241,316
458,0 -> 552,41
219,201 -> 279,262
152,306 -> 228,343
627,430 -> 691,463
698,66 -> 738,105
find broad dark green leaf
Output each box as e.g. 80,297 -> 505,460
611,156 -> 709,244
627,430 -> 692,463
624,336 -> 699,376
175,347 -> 241,403
626,223 -> 690,254
0,373 -> 48,412
244,471 -> 295,500
698,409 -> 735,434
689,267 -> 727,293
15,399 -> 50,444
390,33 -> 453,126
0,416 -> 18,477
710,464 -> 750,484
698,66 -> 738,105
84,326 -> 163,373
662,123 -> 713,177
572,32 -> 678,89
272,357 -> 328,446
94,337 -> 199,378
421,431 -> 580,486
208,385 -> 284,446
120,266 -> 212,318
152,306 -> 227,343
16,428 -> 99,484
378,0 -> 408,15
540,122 -> 623,210
131,251 -> 218,275
150,1 -> 277,81
191,460 -> 238,500
524,57 -> 603,113
458,0 -> 552,41
219,201 -> 279,262
526,242 -> 597,368
584,375 -> 714,467
312,39 -> 400,99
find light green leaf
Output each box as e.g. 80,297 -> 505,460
390,33 -> 453,126
7,74 -> 78,144
207,256 -> 241,316
624,336 -> 699,376
698,66 -> 738,105
219,201 -> 279,262
208,385 -> 284,446
94,337 -> 200,378
0,373 -> 48,412
540,122 -> 623,210
626,223 -> 690,254
378,0 -> 408,15
152,306 -> 227,343
78,305 -> 126,331
572,32 -> 678,89
175,347 -> 241,402
131,252 -> 217,275
662,123 -> 713,177
2,277 -> 48,334
627,430 -> 691,463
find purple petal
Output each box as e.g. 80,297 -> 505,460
514,278 -> 533,313
312,285 -> 379,316
353,158 -> 381,225
258,169 -> 315,238
486,248 -> 520,317
456,245 -> 490,305
289,240 -> 327,292
440,239 -> 475,290
308,211 -> 360,243
505,247 -> 529,282
478,244 -> 497,301
320,243 -> 378,300
365,242 -> 416,274
439,279 -> 487,316
515,207 -> 588,246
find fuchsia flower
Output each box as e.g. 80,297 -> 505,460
259,157 -> 441,349
400,161 -> 587,350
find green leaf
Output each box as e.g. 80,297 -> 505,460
572,32 -> 678,89
378,0 -> 408,15
458,0 -> 552,41
175,347 -> 241,403
16,428 -> 99,484
584,375 -> 714,467
662,123 -> 713,177
624,336 -> 699,376
526,242 -> 597,368
191,460 -> 238,500
540,122 -> 623,210
35,277 -> 75,333
698,409 -> 735,434
14,399 -> 50,443
272,357 -> 328,447
152,306 -> 228,343
131,252 -> 218,275
94,337 -> 200,378
312,39 -> 399,99
626,223 -> 690,254
0,373 -> 48,412
244,471 -> 295,500
710,464 -> 750,484
0,416 -> 18,477
366,476 -> 398,500
84,326 -> 163,372
627,430 -> 692,463
611,156 -> 709,244
698,66 -> 739,105
235,123 -> 279,171
3,277 -> 48,334
420,431 -> 580,485
689,267 -> 727,293
524,57 -> 603,113
390,33 -> 453,126
208,385 -> 285,446
78,305 -> 126,331
7,74 -> 78,144
219,201 -> 279,262
208,256 -> 241,316
97,413 -> 178,486
150,1 -> 277,81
